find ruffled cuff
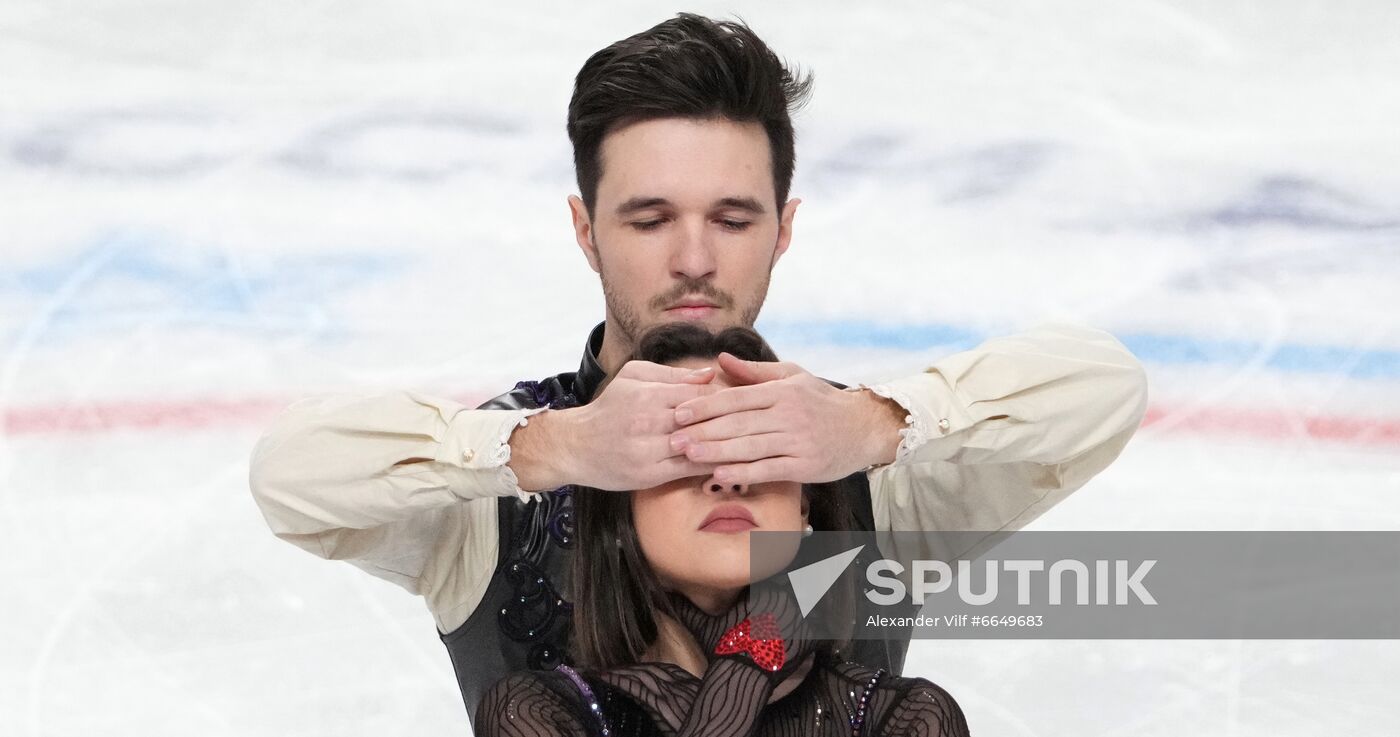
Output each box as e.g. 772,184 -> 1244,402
845,383 -> 923,467
434,405 -> 549,501
848,372 -> 970,467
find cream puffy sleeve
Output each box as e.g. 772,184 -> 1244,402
862,323 -> 1149,561
247,390 -> 546,634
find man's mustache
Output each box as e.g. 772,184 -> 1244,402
650,280 -> 734,311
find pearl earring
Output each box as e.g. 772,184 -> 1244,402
802,524 -> 814,537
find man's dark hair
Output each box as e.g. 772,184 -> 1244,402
569,322 -> 856,669
566,12 -> 814,219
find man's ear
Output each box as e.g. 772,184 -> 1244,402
773,197 -> 800,268
569,194 -> 602,274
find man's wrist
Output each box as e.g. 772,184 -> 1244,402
507,408 -> 579,492
854,388 -> 905,468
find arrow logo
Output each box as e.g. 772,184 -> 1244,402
787,544 -> 865,616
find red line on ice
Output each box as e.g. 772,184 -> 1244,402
3,395 -> 1399,447
1137,405 -> 1400,446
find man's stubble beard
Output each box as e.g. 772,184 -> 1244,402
594,234 -> 772,348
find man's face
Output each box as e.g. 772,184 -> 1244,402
569,117 -> 800,350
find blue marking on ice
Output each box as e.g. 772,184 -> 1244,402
0,232 -> 404,343
757,318 -> 1400,380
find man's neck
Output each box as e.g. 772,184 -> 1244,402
595,321 -> 633,376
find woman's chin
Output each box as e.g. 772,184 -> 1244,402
687,569 -> 752,594
657,528 -> 805,600
683,568 -> 752,596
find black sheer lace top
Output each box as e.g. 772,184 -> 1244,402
476,652 -> 970,737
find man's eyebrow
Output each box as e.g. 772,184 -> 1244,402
615,196 -> 669,217
614,196 -> 768,217
715,196 -> 767,215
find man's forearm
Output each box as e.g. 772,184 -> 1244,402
247,390 -> 523,633
865,323 -> 1148,469
866,323 -> 1149,553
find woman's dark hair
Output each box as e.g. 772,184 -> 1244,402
566,12 -> 814,219
570,322 -> 857,669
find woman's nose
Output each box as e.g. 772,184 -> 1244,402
705,478 -> 748,495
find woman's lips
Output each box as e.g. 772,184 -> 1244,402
699,503 -> 757,533
699,518 -> 758,533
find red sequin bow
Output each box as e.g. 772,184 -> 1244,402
714,612 -> 786,672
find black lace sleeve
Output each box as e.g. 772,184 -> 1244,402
878,680 -> 971,737
594,658 -> 780,737
675,657 -> 777,737
475,671 -> 595,737
477,657 -> 970,737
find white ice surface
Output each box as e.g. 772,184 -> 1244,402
1,1 -> 1398,735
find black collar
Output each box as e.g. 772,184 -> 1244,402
572,321 -> 608,405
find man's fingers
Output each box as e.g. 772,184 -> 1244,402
619,359 -> 717,384
642,456 -> 719,488
655,381 -> 723,408
716,352 -> 799,386
669,409 -> 780,446
682,432 -> 788,464
600,386 -> 725,442
593,439 -> 715,490
674,382 -> 777,425
713,457 -> 802,486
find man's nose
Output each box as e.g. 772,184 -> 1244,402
669,227 -> 718,280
